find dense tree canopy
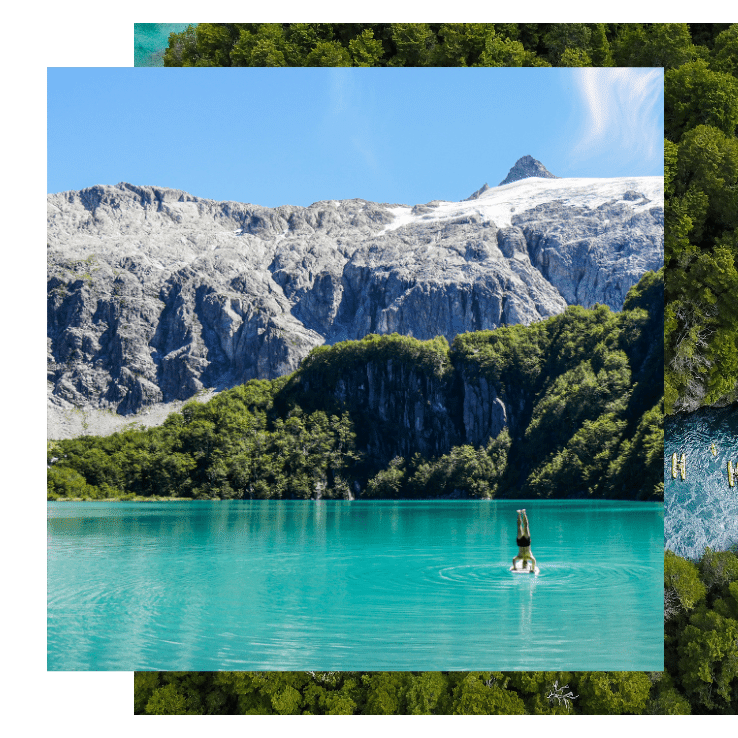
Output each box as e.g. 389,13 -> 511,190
656,26 -> 738,411
48,271 -> 663,502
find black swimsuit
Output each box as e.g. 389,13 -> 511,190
516,536 -> 531,547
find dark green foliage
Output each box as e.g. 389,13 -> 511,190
49,273 -> 662,501
366,456 -> 406,499
663,548 -> 738,714
403,432 -> 511,499
665,175 -> 738,411
541,23 -> 613,67
158,22 -> 706,75
49,380 -> 359,501
450,275 -> 663,501
622,267 -> 664,316
656,27 -> 738,412
575,672 -> 653,714
450,672 -> 526,714
47,464 -> 103,499
134,550 -> 738,714
665,61 -> 738,142
294,332 -> 451,388
603,402 -> 664,501
157,22 -> 474,68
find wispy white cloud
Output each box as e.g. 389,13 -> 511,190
326,69 -> 382,176
570,68 -> 663,171
327,67 -> 353,117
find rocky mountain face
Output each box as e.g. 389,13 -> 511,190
47,167 -> 663,421
275,267 -> 665,499
498,155 -> 558,185
296,358 -> 512,465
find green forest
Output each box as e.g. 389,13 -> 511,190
121,23 -> 738,716
48,269 -> 663,502
161,22 -> 738,415
132,547 -> 737,715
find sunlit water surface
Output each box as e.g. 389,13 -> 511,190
665,404 -> 738,559
48,500 -> 663,671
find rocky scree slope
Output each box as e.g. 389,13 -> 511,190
47,166 -> 663,421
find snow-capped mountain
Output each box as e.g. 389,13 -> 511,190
47,159 -> 663,429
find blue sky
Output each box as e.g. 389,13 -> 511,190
48,66 -> 663,208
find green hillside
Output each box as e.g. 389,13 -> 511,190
48,270 -> 663,502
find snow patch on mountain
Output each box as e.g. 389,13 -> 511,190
383,176 -> 663,233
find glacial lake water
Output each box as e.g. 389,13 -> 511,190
48,499 -> 663,671
665,404 -> 738,560
133,23 -> 195,67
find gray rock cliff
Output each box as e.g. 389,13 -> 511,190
299,357 -> 458,462
47,172 -> 663,425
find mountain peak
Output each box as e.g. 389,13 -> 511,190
499,156 -> 559,186
464,183 -> 490,201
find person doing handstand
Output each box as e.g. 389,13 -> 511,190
512,509 -> 536,571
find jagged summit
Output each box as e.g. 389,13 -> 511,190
464,183 -> 490,201
498,155 -> 559,186
466,155 -> 558,200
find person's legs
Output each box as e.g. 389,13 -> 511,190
521,510 -> 530,539
514,510 -> 536,571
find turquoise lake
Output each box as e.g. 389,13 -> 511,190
665,404 -> 738,560
48,499 -> 663,671
134,23 -> 195,67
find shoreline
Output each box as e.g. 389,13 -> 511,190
48,496 -> 195,502
47,496 -> 663,503
133,23 -> 196,67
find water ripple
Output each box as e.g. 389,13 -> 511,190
48,500 -> 663,671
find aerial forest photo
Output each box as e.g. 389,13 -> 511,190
46,22 -> 738,716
